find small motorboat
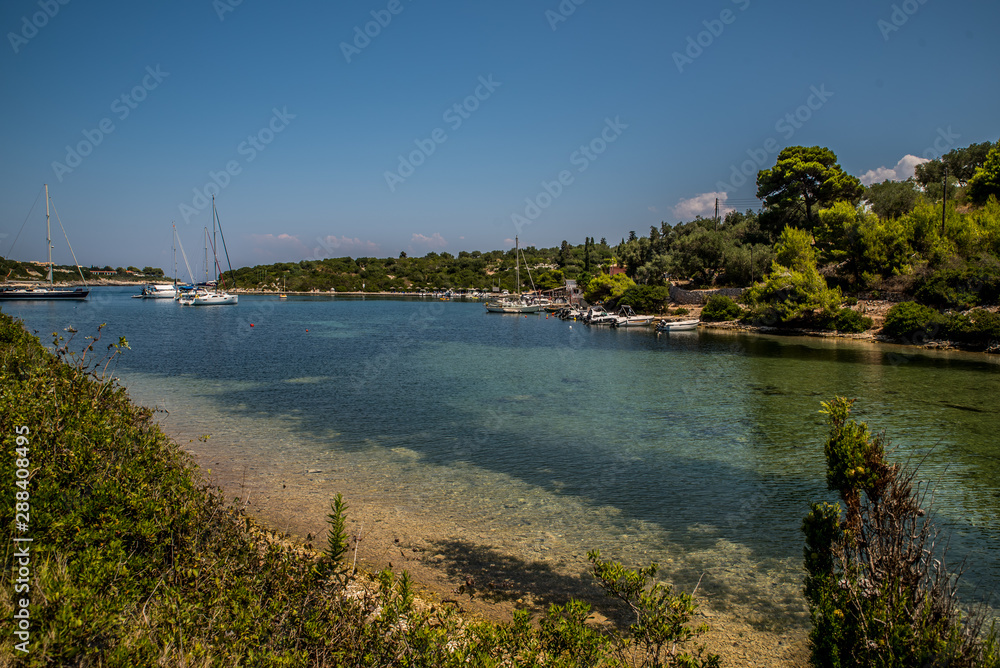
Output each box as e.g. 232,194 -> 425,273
656,319 -> 700,332
612,305 -> 654,328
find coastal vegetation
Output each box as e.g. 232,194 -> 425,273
803,398 -> 1000,667
0,311 -> 720,666
157,140 -> 997,349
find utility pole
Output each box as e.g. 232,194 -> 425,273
941,165 -> 947,236
715,197 -> 719,230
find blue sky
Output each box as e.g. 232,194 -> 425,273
1,0 -> 997,271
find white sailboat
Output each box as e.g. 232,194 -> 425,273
187,196 -> 237,306
485,236 -> 542,313
0,184 -> 89,301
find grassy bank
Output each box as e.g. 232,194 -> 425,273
0,312 -> 720,667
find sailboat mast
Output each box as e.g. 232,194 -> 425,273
212,195 -> 217,283
172,223 -> 177,288
204,227 -> 209,283
45,183 -> 52,285
515,235 -> 519,296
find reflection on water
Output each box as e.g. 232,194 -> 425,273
5,289 -> 999,624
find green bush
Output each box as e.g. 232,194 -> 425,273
915,262 -> 1000,309
882,301 -> 946,341
803,398 -> 1000,668
942,308 -> 1000,349
606,283 -> 670,313
824,308 -> 874,333
700,295 -> 743,321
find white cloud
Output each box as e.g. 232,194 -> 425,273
648,205 -> 658,213
671,191 -> 733,221
313,235 -> 380,256
410,232 -> 447,250
248,233 -> 311,262
859,154 -> 928,186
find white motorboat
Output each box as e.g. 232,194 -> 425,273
485,297 -> 542,313
656,319 -> 700,332
612,305 -> 654,328
136,283 -> 176,299
584,306 -> 617,326
192,290 -> 238,305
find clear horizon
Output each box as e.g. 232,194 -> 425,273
1,0 -> 997,271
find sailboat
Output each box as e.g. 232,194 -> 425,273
0,184 -> 89,301
182,196 -> 237,306
485,236 -> 542,313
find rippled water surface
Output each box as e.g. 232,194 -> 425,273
6,288 -> 999,620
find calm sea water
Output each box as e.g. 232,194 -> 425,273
5,286 -> 1000,620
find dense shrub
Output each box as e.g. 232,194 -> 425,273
606,283 -> 670,313
826,308 -> 874,333
942,308 -> 1000,349
700,295 -> 743,321
882,301 -> 947,341
915,261 -> 1000,309
803,398 -> 999,668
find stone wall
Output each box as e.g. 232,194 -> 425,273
669,285 -> 745,305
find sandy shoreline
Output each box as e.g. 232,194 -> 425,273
157,420 -> 810,667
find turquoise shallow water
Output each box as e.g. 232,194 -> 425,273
5,287 -> 999,620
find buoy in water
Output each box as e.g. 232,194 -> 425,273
250,323 -> 254,327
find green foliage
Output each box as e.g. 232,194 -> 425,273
825,308 -> 873,333
700,295 -> 743,322
915,260 -> 1000,309
803,398 -> 999,668
882,301 -> 947,341
756,146 -> 864,235
916,141 -> 994,188
325,493 -> 350,569
774,226 -> 817,272
864,179 -> 921,220
588,551 -> 719,668
743,227 -> 842,326
607,284 -> 670,313
965,145 -> 1000,205
584,272 -> 636,303
942,308 -> 1000,349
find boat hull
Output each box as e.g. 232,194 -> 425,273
191,293 -> 238,305
0,288 -> 89,301
656,319 -> 699,332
